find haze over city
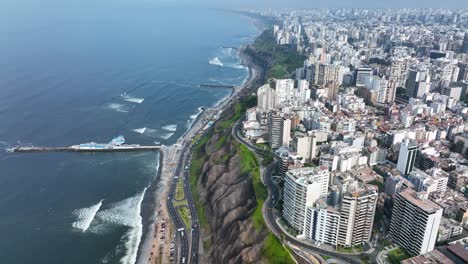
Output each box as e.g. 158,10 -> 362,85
1,1 -> 467,264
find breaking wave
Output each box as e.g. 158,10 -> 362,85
208,57 -> 223,66
122,95 -> 144,104
158,132 -> 174,140
132,127 -> 147,134
162,124 -> 177,132
90,188 -> 148,264
190,107 -> 204,120
226,63 -> 245,69
72,200 -> 104,232
106,103 -> 129,113
213,93 -> 231,107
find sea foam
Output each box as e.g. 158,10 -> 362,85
208,57 -> 223,66
72,199 -> 104,232
132,127 -> 147,134
93,188 -> 148,264
122,95 -> 145,104
162,124 -> 177,132
158,132 -> 174,140
107,103 -> 129,113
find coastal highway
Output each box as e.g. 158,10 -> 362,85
167,143 -> 190,264
183,148 -> 200,264
232,120 -> 362,264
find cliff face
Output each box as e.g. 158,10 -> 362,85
196,125 -> 267,264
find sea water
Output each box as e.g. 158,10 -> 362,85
0,1 -> 259,263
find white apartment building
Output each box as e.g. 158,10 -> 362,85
337,182 -> 378,247
303,199 -> 341,246
397,138 -> 418,175
269,113 -> 284,149
407,169 -> 448,195
283,167 -> 330,232
257,84 -> 277,110
275,79 -> 295,105
293,136 -> 317,161
389,189 -> 442,256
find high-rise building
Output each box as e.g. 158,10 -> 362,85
389,59 -> 409,88
275,79 -> 295,105
257,84 -> 277,110
282,118 -> 291,148
441,86 -> 462,101
405,69 -> 429,98
316,64 -> 347,100
268,113 -> 284,149
356,67 -> 373,87
283,167 -> 330,232
389,189 -> 442,256
293,136 -> 317,161
462,33 -> 468,54
337,182 -> 378,247
397,138 -> 418,175
303,199 -> 341,245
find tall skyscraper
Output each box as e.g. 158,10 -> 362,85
257,84 -> 277,110
389,189 -> 442,256
283,167 -> 330,232
397,138 -> 418,175
268,113 -> 284,149
337,183 -> 378,247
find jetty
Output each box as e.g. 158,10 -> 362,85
9,145 -> 161,153
7,135 -> 161,153
199,84 -> 236,89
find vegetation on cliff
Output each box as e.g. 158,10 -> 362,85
248,29 -> 306,79
189,95 -> 294,263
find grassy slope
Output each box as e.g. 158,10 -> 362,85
189,97 -> 294,263
252,29 -> 306,79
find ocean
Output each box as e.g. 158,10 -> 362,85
0,1 -> 259,263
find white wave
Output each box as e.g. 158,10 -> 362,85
162,124 -> 177,132
94,188 -> 148,264
226,63 -> 245,69
72,200 -> 104,232
213,93 -> 231,107
132,127 -> 147,134
221,47 -> 235,57
122,95 -> 144,104
208,57 -> 223,66
158,132 -> 174,140
190,107 -> 204,120
154,141 -> 161,145
106,103 -> 129,113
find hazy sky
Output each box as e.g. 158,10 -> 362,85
4,0 -> 467,11
169,0 -> 467,9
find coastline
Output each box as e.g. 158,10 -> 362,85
136,15 -> 266,264
136,149 -> 164,264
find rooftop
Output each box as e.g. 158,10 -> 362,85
399,189 -> 442,214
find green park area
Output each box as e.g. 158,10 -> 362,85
388,248 -> 410,264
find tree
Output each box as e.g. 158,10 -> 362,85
451,140 -> 464,154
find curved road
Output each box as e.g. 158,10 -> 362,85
232,120 -> 362,264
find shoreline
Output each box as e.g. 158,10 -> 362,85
136,16 -> 266,264
136,149 -> 164,264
